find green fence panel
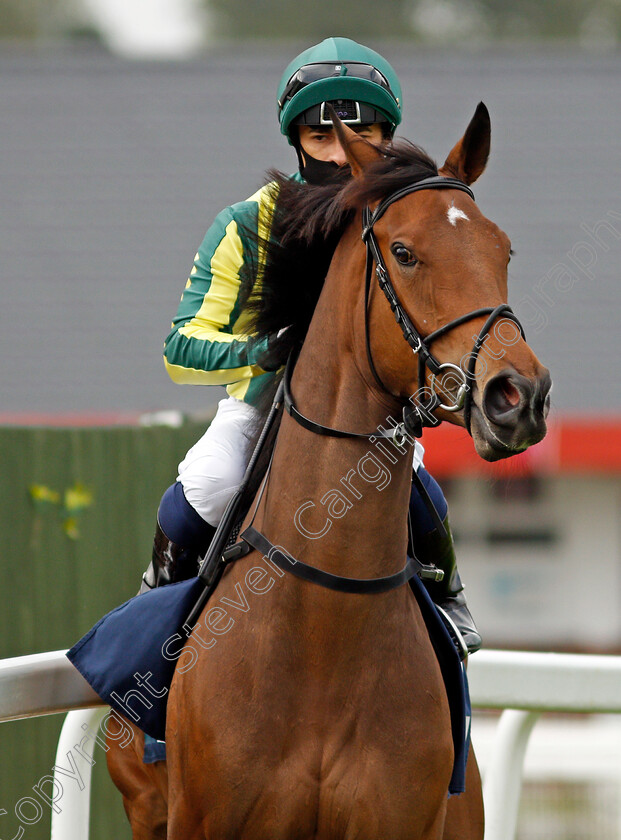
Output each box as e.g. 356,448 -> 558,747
0,420 -> 210,839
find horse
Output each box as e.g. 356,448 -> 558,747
107,102 -> 550,839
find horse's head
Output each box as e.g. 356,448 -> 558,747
332,103 -> 551,462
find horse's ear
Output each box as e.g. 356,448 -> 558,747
327,104 -> 383,178
440,101 -> 490,185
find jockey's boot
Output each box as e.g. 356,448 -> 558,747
416,516 -> 482,658
138,481 -> 217,594
138,520 -> 213,594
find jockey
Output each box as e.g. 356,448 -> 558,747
142,37 -> 482,656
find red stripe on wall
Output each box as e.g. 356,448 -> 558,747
1,412 -> 619,473
420,415 -> 621,477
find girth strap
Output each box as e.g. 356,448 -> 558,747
241,525 -> 418,595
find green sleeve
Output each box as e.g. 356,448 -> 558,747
163,200 -> 270,387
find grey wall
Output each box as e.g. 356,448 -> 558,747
2,44 -> 620,417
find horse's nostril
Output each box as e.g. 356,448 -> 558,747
485,374 -> 524,420
483,371 -> 538,428
499,379 -> 520,409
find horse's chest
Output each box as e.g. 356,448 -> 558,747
231,708 -> 453,839
172,603 -> 453,837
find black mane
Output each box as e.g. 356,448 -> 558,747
242,139 -> 438,372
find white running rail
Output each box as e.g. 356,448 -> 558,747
2,648 -> 621,840
469,649 -> 621,840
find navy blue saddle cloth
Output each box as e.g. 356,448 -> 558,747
67,574 -> 470,794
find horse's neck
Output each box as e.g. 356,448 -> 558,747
255,231 -> 413,580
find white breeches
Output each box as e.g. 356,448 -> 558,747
177,397 -> 259,527
177,395 -> 425,528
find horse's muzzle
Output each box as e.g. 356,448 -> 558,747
474,367 -> 552,460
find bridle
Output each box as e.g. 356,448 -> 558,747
285,174 -> 525,442
200,175 -> 529,599
362,175 -> 525,436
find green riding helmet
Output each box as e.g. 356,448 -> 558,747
277,37 -> 402,143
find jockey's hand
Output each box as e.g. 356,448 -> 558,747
260,327 -> 292,371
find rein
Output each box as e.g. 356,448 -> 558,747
193,175 -> 528,604
283,350 -> 408,442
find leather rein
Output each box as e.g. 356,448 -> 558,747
233,176 -> 527,596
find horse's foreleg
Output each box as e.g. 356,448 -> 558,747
442,748 -> 484,840
105,713 -> 169,840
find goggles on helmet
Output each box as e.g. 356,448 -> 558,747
278,61 -> 398,111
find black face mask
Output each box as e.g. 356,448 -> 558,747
296,145 -> 351,186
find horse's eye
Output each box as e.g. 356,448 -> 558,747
391,243 -> 418,266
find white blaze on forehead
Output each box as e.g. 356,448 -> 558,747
447,205 -> 469,226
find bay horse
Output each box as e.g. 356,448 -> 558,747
107,102 -> 550,839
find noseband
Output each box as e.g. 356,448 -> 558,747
284,174 -> 525,442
